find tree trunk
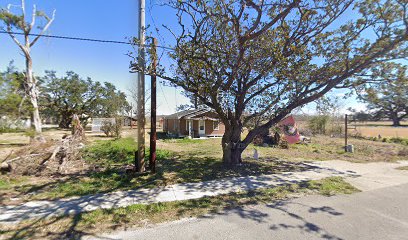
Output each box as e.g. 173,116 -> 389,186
25,54 -> 43,137
221,124 -> 246,166
391,113 -> 401,127
392,117 -> 401,127
59,117 -> 72,129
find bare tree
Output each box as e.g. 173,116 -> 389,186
131,0 -> 408,165
128,82 -> 151,116
0,0 -> 55,140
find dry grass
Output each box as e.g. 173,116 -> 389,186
158,135 -> 407,163
351,126 -> 408,138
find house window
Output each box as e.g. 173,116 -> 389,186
213,120 -> 219,130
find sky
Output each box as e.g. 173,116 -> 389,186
0,0 -> 368,116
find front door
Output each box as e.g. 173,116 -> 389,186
199,120 -> 205,136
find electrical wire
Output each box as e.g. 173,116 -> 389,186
0,30 -> 175,51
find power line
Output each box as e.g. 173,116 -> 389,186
0,30 -> 175,51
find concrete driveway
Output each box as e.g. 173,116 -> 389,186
88,182 -> 408,240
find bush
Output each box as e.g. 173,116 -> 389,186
101,120 -> 115,137
389,137 -> 408,146
100,118 -> 123,139
308,115 -> 330,135
113,117 -> 123,139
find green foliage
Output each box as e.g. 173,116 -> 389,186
308,115 -> 331,135
40,71 -> 130,128
0,9 -> 25,29
130,0 -> 407,164
358,63 -> 408,126
388,137 -> 408,146
0,62 -> 31,119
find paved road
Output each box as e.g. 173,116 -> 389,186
89,182 -> 408,240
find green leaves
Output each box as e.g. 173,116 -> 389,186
40,71 -> 130,128
0,9 -> 25,30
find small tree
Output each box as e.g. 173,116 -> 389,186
358,63 -> 408,126
131,0 -> 408,165
0,0 -> 55,139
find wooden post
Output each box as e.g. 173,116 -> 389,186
345,114 -> 348,152
149,38 -> 157,174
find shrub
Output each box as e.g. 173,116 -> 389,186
113,117 -> 123,139
101,120 -> 115,137
389,137 -> 408,146
308,115 -> 330,135
100,118 -> 122,139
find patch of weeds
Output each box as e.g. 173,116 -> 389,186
396,166 -> 408,171
83,137 -> 172,165
389,137 -> 408,146
0,176 -> 28,190
83,138 -> 137,165
304,176 -> 360,196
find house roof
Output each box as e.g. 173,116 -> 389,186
164,109 -> 213,120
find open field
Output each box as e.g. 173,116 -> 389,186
351,126 -> 408,138
296,120 -> 408,138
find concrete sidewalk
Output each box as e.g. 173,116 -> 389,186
1,160 -> 407,225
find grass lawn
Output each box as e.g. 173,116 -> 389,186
396,166 -> 408,170
0,177 -> 359,240
0,137 -> 312,203
158,135 -> 408,163
1,133 -> 406,204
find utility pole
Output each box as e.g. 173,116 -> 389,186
149,38 -> 158,174
137,0 -> 146,173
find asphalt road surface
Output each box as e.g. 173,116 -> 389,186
88,182 -> 408,240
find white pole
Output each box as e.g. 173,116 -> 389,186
137,0 -> 146,172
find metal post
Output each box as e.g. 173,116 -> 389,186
137,0 -> 146,173
130,103 -> 133,129
345,114 -> 348,152
149,38 -> 157,174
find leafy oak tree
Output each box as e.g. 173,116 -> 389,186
41,71 -> 130,128
358,63 -> 408,126
0,0 -> 55,139
131,0 -> 408,165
